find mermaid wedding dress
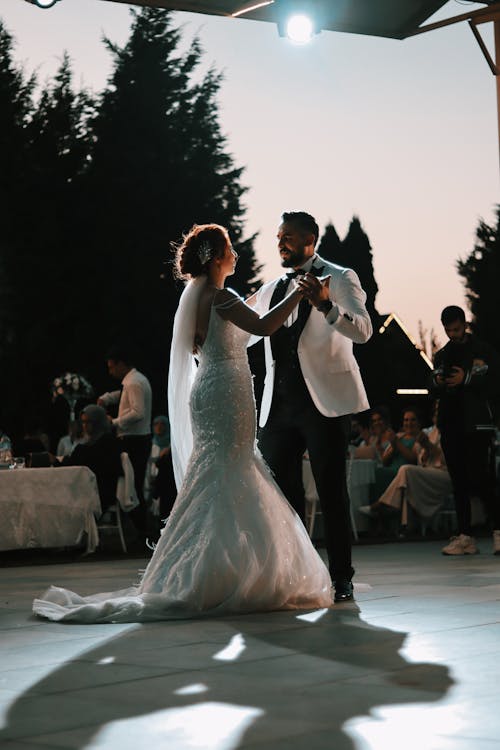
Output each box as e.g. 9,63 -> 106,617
33,281 -> 332,623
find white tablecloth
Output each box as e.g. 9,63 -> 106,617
303,457 -> 376,532
0,466 -> 102,553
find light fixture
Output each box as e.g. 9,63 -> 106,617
285,13 -> 315,44
276,2 -> 321,44
24,0 -> 60,9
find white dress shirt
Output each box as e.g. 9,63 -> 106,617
100,368 -> 152,437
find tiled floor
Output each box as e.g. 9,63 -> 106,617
1,540 -> 500,750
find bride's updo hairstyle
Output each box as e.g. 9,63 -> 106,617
174,223 -> 228,279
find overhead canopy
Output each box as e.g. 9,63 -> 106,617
105,1 -> 460,40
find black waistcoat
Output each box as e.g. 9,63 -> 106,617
269,277 -> 312,404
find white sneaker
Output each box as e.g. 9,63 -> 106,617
493,530 -> 500,556
442,534 -> 478,556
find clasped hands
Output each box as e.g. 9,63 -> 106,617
296,272 -> 331,309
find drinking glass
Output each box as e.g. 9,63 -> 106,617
9,457 -> 26,470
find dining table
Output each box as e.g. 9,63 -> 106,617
0,465 -> 102,553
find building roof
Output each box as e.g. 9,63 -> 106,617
105,1 -> 455,40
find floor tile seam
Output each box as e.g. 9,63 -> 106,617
0,635 -> 139,657
359,612 -> 500,630
278,666 -> 391,693
5,740 -> 69,750
199,651 -> 304,673
15,667 -> 193,697
13,666 -> 209,700
436,731 -> 500,744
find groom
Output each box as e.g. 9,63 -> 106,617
253,211 -> 372,602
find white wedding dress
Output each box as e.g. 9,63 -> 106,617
33,291 -> 332,623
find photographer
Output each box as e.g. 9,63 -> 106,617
432,305 -> 500,555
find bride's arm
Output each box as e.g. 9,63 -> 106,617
215,287 -> 302,336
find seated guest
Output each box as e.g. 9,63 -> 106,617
349,412 -> 372,450
51,405 -> 122,515
353,406 -> 392,461
0,428 -> 13,462
145,417 -> 177,544
56,419 -> 84,458
17,421 -> 50,458
367,407 -> 420,502
144,416 -> 171,501
361,418 -> 451,529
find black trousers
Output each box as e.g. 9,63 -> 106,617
258,397 -> 353,582
119,434 -> 152,533
440,428 -> 499,536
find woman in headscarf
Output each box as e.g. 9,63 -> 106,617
52,405 -> 122,514
145,416 -> 177,533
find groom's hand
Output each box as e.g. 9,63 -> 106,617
298,273 -> 331,308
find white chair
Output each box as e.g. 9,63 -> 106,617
97,453 -> 139,553
98,501 -> 128,553
304,454 -> 358,541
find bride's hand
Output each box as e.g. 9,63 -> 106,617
297,273 -> 331,306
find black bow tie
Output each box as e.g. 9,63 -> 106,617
285,265 -> 324,280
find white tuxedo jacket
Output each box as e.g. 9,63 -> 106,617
252,256 -> 372,427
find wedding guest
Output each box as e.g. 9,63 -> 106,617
349,412 -> 371,449
145,417 -> 177,543
52,405 -> 122,515
98,345 -> 152,535
56,419 -> 84,458
353,406 -> 391,461
144,415 -> 171,500
432,305 -> 500,555
16,421 -> 50,459
368,407 -> 420,503
0,428 -> 12,462
361,415 -> 452,531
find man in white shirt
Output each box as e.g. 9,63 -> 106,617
98,345 -> 152,536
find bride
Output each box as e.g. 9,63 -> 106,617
33,224 -> 332,623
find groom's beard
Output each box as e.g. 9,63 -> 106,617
280,247 -> 308,268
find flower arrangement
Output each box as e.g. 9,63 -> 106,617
51,372 -> 94,419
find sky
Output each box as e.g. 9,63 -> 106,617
2,0 -> 499,347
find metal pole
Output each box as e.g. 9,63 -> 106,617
495,18 -> 500,173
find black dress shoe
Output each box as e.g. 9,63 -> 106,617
333,580 -> 354,603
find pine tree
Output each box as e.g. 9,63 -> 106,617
316,223 -> 343,264
341,217 -> 379,320
75,8 -> 261,408
457,206 -> 500,352
317,217 -> 379,320
0,20 -> 36,437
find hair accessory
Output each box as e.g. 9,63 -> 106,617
197,241 -> 212,265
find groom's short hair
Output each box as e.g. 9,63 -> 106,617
281,211 -> 319,245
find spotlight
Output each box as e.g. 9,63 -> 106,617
24,0 -> 60,8
276,3 -> 321,44
285,13 -> 315,44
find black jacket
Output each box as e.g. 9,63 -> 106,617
431,333 -> 500,433
60,433 -> 123,513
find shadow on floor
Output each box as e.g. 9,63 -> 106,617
0,604 -> 453,749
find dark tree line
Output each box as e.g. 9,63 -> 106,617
457,205 -> 500,352
1,6 -> 496,444
317,216 -> 389,406
0,9 -> 262,445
